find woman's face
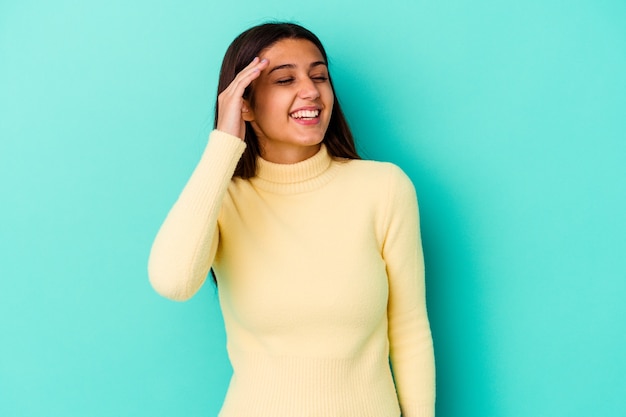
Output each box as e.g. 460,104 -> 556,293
243,38 -> 334,163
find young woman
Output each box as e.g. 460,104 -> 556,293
148,22 -> 435,417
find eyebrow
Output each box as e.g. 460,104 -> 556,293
268,61 -> 327,74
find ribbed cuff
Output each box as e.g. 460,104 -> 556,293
402,404 -> 435,417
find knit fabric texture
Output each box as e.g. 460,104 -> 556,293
148,130 -> 435,417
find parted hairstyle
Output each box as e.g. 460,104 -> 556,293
214,22 -> 360,179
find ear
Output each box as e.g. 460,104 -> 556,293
241,99 -> 255,122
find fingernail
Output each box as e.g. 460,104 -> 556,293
260,58 -> 268,63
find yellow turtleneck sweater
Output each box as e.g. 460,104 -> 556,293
148,130 -> 435,417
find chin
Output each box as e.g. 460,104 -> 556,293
297,130 -> 327,145
297,138 -> 325,149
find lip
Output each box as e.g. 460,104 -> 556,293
292,117 -> 320,125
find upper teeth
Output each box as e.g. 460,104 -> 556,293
290,109 -> 319,119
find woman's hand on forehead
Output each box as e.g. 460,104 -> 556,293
217,57 -> 269,140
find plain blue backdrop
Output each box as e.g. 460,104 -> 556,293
1,1 -> 624,416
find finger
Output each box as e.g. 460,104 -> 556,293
241,56 -> 269,76
227,59 -> 267,95
227,58 -> 269,96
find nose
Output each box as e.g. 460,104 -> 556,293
298,78 -> 320,100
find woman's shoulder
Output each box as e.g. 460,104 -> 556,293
333,158 -> 416,198
339,158 -> 412,184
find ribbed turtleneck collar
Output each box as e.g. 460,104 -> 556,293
250,144 -> 341,194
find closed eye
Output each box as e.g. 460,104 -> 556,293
276,78 -> 294,85
312,76 -> 329,82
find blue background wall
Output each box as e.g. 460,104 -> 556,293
1,1 -> 624,416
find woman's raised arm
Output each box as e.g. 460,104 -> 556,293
147,57 -> 268,300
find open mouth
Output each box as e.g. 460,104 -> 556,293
289,109 -> 320,120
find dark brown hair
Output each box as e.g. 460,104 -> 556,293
214,22 -> 360,178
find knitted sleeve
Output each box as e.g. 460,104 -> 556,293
382,165 -> 436,417
148,130 -> 246,301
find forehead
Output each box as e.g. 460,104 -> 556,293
259,38 -> 325,64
